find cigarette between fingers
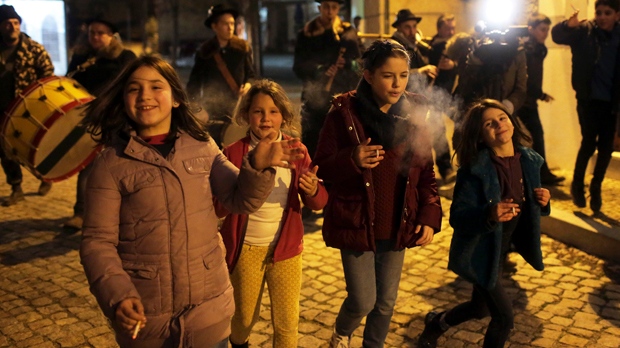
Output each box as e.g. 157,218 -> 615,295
311,178 -> 324,183
512,207 -> 516,215
132,321 -> 141,340
376,149 -> 379,158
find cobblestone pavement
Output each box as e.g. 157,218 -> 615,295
1,172 -> 620,347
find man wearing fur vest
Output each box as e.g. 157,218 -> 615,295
64,17 -> 136,231
187,4 -> 255,148
293,0 -> 361,158
67,18 -> 136,95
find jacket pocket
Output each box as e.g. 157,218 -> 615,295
119,168 -> 167,226
183,156 -> 212,175
327,194 -> 365,229
122,262 -> 162,315
202,245 -> 229,300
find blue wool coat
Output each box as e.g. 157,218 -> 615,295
448,146 -> 550,289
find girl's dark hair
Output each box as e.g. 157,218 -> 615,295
83,55 -> 208,145
361,39 -> 410,72
233,79 -> 299,134
455,99 -> 531,168
595,0 -> 620,11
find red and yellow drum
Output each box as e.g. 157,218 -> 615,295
0,76 -> 99,182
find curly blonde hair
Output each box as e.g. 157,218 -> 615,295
233,79 -> 299,134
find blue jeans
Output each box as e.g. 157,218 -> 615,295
335,240 -> 405,347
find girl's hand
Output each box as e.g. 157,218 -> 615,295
534,187 -> 550,207
299,165 -> 320,196
490,199 -> 520,222
414,224 -> 434,246
353,138 -> 384,169
252,130 -> 304,170
115,297 -> 146,337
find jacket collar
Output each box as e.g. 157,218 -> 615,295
303,15 -> 349,39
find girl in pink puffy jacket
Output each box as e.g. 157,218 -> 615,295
79,56 -> 304,348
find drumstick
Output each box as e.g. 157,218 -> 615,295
325,47 -> 347,92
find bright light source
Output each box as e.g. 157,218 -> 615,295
483,0 -> 515,29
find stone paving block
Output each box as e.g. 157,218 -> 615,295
559,333 -> 590,347
597,334 -> 620,347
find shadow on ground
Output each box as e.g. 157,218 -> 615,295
0,218 -> 80,265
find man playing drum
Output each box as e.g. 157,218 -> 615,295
0,5 -> 54,206
186,4 -> 255,148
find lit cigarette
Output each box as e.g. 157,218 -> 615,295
132,321 -> 141,340
376,149 -> 379,158
512,207 -> 516,215
312,178 -> 324,183
570,4 -> 578,12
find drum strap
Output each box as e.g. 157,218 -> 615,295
213,52 -> 239,97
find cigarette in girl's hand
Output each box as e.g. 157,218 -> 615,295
376,149 -> 379,158
312,178 -> 324,183
132,321 -> 141,340
512,207 -> 516,215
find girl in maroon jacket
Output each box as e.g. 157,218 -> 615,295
314,40 -> 442,347
216,79 -> 328,348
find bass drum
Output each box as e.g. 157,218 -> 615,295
0,76 -> 99,182
221,122 -> 249,148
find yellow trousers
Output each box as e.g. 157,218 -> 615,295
229,244 -> 302,347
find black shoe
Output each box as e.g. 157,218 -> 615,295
38,181 -> 52,196
418,311 -> 448,348
541,172 -> 565,186
590,184 -> 602,213
571,182 -> 586,208
3,186 -> 25,207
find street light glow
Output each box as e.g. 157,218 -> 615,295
483,0 -> 515,28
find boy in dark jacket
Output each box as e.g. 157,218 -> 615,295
517,13 -> 565,186
552,0 -> 620,213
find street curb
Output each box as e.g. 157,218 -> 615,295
541,208 -> 620,264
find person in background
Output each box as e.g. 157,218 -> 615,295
390,9 -> 438,82
217,79 -> 327,348
187,4 -> 255,148
64,17 -> 136,230
552,0 -> 620,212
353,15 -> 362,31
293,0 -> 361,158
0,5 -> 54,206
419,100 -> 550,348
314,40 -> 442,348
80,56 -> 304,348
516,13 -> 565,186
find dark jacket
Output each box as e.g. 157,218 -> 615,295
448,147 -> 550,290
293,16 -> 361,109
216,134 -> 328,271
187,36 -> 255,116
457,48 -> 527,113
551,20 -> 620,112
6,32 -> 54,97
67,38 -> 136,96
313,85 -> 442,252
391,31 -> 429,70
522,39 -> 548,109
80,132 -> 275,346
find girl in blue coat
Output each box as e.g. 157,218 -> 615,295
419,99 -> 550,348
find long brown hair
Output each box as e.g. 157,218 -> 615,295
455,99 -> 531,168
83,55 -> 208,145
233,79 -> 299,135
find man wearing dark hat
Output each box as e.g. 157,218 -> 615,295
187,4 -> 255,148
391,9 -> 437,79
0,5 -> 54,206
63,17 -> 136,230
293,0 -> 361,159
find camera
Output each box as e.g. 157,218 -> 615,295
473,22 -> 528,65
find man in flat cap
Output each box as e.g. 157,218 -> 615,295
187,4 -> 255,148
293,0 -> 361,159
0,5 -> 54,206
